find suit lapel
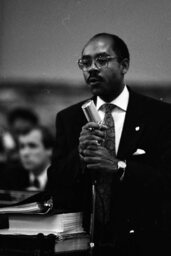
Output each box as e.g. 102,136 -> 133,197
117,90 -> 146,158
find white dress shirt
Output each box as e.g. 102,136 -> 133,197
96,85 -> 129,155
27,164 -> 50,191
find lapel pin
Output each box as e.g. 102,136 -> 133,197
135,126 -> 140,131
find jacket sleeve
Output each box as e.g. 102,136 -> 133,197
47,111 -> 84,211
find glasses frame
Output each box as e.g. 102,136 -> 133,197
77,55 -> 118,71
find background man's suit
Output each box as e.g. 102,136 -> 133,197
0,161 -> 49,191
48,87 -> 171,255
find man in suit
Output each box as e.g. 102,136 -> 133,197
0,125 -> 53,192
48,33 -> 171,255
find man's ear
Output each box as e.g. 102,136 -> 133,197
121,58 -> 129,75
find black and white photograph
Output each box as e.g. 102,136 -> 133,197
0,0 -> 171,255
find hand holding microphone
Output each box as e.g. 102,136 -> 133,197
79,100 -> 120,175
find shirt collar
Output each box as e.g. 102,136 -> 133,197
37,165 -> 48,189
96,85 -> 129,112
29,163 -> 49,189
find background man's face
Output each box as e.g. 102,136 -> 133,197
18,129 -> 51,174
82,37 -> 128,101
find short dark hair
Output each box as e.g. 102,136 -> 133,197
8,107 -> 39,126
38,126 -> 54,150
19,125 -> 54,150
84,33 -> 130,63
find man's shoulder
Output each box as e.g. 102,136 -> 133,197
129,87 -> 171,111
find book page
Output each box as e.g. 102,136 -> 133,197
0,212 -> 84,236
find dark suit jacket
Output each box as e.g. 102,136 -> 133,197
0,160 -> 49,192
47,87 -> 171,255
0,160 -> 30,191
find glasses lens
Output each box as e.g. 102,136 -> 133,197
78,58 -> 92,70
78,59 -> 83,69
96,57 -> 108,68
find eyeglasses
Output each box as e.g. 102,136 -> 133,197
78,55 -> 118,71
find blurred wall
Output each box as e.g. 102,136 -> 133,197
0,0 -> 171,84
0,0 -> 171,133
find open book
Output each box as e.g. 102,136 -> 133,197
0,211 -> 84,236
0,197 -> 53,215
0,197 -> 84,237
0,189 -> 38,206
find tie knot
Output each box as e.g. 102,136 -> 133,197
102,103 -> 115,113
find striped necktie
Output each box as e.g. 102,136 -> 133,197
103,103 -> 116,156
96,103 -> 116,226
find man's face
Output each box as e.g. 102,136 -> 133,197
81,37 -> 129,101
18,130 -> 51,174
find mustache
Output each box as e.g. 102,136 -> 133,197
87,75 -> 103,83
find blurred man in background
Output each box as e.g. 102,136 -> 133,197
0,125 -> 54,191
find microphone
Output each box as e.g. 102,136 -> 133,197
81,100 -> 100,253
81,100 -> 101,180
82,100 -> 102,124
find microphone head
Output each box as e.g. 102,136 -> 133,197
82,100 -> 101,123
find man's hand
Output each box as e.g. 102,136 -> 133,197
78,122 -> 107,158
83,145 -> 118,174
78,122 -> 118,174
